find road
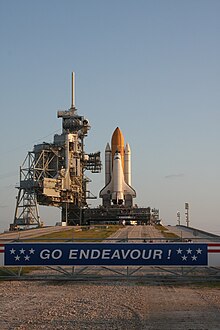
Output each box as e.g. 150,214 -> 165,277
107,225 -> 165,242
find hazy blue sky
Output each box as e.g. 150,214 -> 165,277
0,0 -> 220,233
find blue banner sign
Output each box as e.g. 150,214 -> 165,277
3,243 -> 208,267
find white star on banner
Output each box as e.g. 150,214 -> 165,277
182,255 -> 187,261
24,255 -> 30,261
29,248 -> 35,254
186,248 -> 192,254
196,248 -> 202,254
10,248 -> 16,255
20,248 -> 25,254
15,255 -> 20,261
176,248 -> 182,254
192,255 -> 197,261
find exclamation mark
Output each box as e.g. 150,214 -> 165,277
167,249 -> 172,259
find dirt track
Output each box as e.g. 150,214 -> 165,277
1,280 -> 220,329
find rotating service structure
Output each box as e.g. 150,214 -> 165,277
12,73 -> 101,229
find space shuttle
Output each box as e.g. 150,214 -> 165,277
99,127 -> 136,207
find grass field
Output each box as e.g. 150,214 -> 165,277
28,225 -> 123,242
154,224 -> 180,239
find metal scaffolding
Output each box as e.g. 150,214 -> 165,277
13,152 -> 41,229
12,73 -> 101,230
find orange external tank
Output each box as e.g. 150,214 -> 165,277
111,127 -> 124,170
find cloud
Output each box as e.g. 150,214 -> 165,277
165,173 -> 184,179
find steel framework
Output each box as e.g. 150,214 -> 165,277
12,73 -> 101,230
13,152 -> 41,229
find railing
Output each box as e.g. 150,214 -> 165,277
1,238 -> 220,282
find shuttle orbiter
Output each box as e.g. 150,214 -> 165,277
99,127 -> 136,207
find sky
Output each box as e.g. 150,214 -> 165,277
0,0 -> 220,233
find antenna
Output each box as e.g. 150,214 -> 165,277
71,71 -> 75,108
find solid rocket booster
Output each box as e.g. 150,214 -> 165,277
100,127 -> 136,207
124,143 -> 131,185
105,143 -> 112,185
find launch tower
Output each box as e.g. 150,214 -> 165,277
12,73 -> 101,229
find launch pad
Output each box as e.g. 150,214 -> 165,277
83,206 -> 152,225
11,73 -> 159,230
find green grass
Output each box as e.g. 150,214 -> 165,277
18,225 -> 123,242
154,224 -> 167,231
154,224 -> 180,239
